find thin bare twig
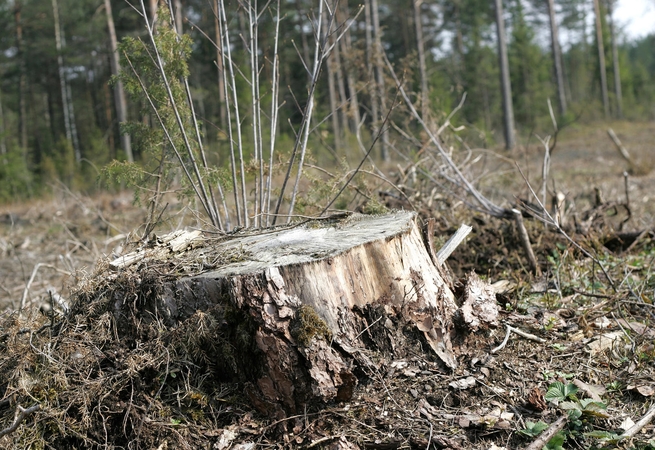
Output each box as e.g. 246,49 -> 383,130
515,163 -> 616,291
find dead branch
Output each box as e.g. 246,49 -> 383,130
512,209 -> 541,276
523,415 -> 567,450
607,128 -> 631,163
619,403 -> 655,441
492,325 -> 546,354
0,404 -> 41,439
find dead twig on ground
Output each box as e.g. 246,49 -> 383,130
512,209 -> 541,276
619,403 -> 655,441
0,404 -> 41,438
492,325 -> 546,354
523,415 -> 567,450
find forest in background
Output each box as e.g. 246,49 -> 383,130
0,0 -> 653,203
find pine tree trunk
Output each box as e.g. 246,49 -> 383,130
370,0 -> 389,160
606,0 -> 623,119
110,212 -> 458,414
149,0 -> 158,24
174,0 -> 183,34
295,0 -> 311,68
338,2 -> 361,132
592,0 -> 610,118
332,32 -> 350,138
14,2 -> 28,153
52,0 -> 81,162
547,0 -> 567,116
105,0 -> 134,163
414,0 -> 429,120
324,15 -> 342,151
0,90 -> 6,156
364,0 -> 380,154
494,0 -> 516,149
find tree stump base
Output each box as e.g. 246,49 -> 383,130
111,211 -> 458,414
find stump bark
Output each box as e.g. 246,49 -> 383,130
113,211 -> 458,414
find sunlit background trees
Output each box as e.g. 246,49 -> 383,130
0,0 -> 652,202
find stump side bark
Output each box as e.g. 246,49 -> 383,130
157,212 -> 458,412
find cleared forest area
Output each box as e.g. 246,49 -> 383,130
1,122 -> 654,449
1,0 -> 655,448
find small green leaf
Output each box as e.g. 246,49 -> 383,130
519,420 -> 549,437
545,431 -> 566,450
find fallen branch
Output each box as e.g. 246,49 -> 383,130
512,209 -> 540,276
492,325 -> 546,354
523,415 -> 567,450
0,404 -> 41,438
607,128 -> 631,164
619,403 -> 655,441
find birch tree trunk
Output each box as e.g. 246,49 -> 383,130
606,0 -> 623,119
414,0 -> 429,120
547,0 -> 567,116
494,0 -> 516,149
592,0 -> 610,118
105,0 -> 134,163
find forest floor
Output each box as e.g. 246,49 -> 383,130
0,121 -> 654,449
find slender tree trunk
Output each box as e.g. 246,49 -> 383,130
0,90 -> 6,156
546,0 -> 567,116
370,0 -> 389,160
338,3 -> 361,132
149,0 -> 159,24
103,83 -> 116,159
105,0 -> 134,162
14,2 -> 28,154
213,7 -> 227,131
323,14 -> 342,151
66,82 -> 81,159
364,0 -> 380,154
414,0 -> 429,119
52,0 -> 81,162
494,0 -> 515,149
295,0 -> 311,67
606,0 -> 623,118
174,0 -> 183,34
592,0 -> 610,118
332,32 -> 349,137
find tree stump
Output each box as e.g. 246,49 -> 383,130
112,211 -> 458,414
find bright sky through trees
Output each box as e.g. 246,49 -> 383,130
616,0 -> 655,39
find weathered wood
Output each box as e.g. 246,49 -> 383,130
139,212 -> 458,413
